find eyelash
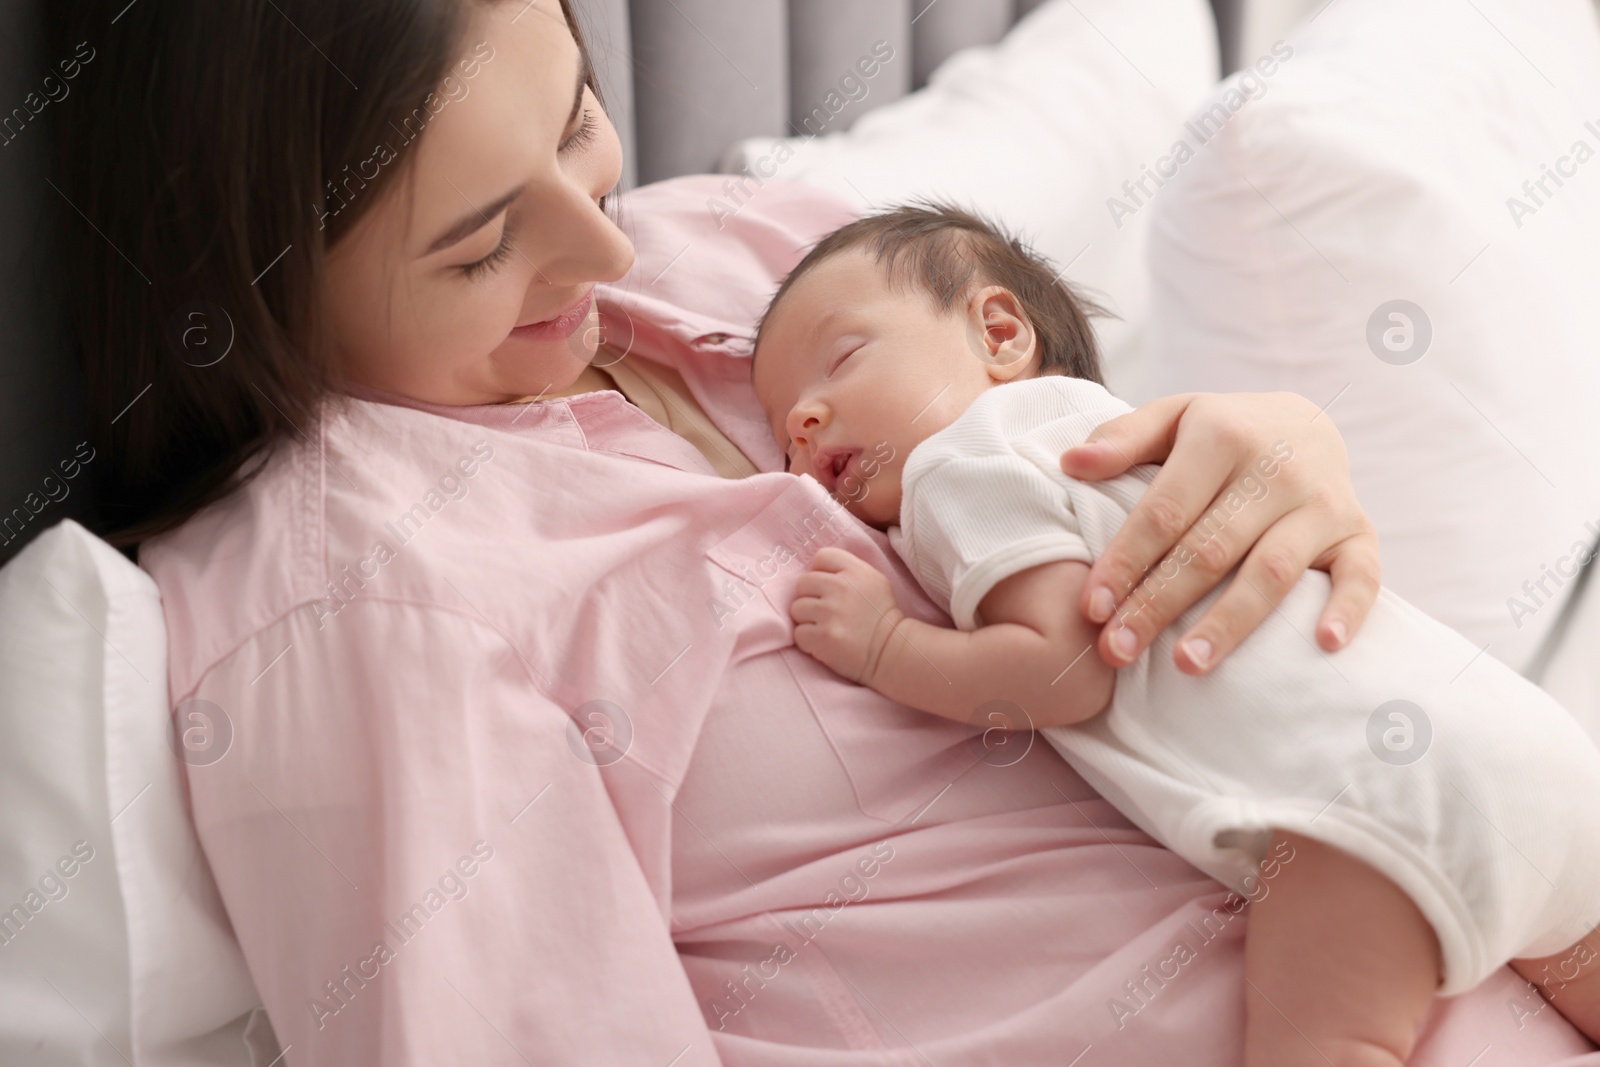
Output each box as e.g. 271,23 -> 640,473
460,227 -> 515,281
560,109 -> 598,153
828,345 -> 862,376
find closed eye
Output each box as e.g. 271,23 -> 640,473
826,344 -> 863,377
560,110 -> 599,154
459,224 -> 515,280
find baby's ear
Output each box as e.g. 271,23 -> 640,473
967,286 -> 1036,382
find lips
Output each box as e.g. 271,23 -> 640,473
511,291 -> 593,342
812,446 -> 860,493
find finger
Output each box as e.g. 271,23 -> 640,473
1166,510 -> 1331,674
792,621 -> 819,652
1086,443 -> 1283,627
1316,529 -> 1381,651
789,596 -> 825,625
836,562 -> 889,598
840,555 -> 886,583
1092,483 -> 1298,667
793,572 -> 842,599
796,572 -> 857,604
809,546 -> 857,573
1060,393 -> 1194,481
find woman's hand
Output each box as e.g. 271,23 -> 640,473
1060,392 -> 1380,674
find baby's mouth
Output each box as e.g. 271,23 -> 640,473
814,447 -> 860,492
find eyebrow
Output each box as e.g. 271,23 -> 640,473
421,53 -> 591,257
811,308 -> 850,340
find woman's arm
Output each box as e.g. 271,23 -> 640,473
1061,392 -> 1380,675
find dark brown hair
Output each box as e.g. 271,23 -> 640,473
758,202 -> 1107,384
45,0 -> 598,547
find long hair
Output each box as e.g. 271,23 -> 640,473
45,0 -> 598,547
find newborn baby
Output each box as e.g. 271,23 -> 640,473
751,204 -> 1600,1066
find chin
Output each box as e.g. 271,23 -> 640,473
843,497 -> 895,531
490,334 -> 596,396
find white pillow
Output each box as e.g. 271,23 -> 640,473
1138,0 -> 1600,679
719,0 -> 1220,395
0,520 -> 271,1065
1539,568 -> 1600,747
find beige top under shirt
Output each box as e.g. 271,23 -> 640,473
533,349 -> 760,480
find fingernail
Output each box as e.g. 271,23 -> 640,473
1327,620 -> 1348,648
1088,587 -> 1115,623
1181,637 -> 1213,672
1109,626 -> 1139,662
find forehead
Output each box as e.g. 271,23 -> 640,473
760,249 -> 888,347
404,3 -> 580,241
754,252 -> 873,384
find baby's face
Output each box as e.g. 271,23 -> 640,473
753,250 -> 1017,528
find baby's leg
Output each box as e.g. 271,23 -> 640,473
1244,830 -> 1440,1067
1513,927 -> 1600,1043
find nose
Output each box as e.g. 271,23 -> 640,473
527,169 -> 635,290
785,397 -> 828,449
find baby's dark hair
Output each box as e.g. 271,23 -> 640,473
757,202 -> 1107,384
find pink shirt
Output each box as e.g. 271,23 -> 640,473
143,177 -> 1599,1066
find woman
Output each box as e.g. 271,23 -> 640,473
48,0 -> 1596,1063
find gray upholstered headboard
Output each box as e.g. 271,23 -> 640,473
577,0 -> 1238,190
0,0 -> 1235,564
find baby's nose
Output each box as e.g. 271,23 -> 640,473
786,408 -> 824,444
787,412 -> 812,447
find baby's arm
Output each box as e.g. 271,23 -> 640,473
790,546 -> 1115,727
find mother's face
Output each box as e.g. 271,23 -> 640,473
325,0 -> 633,406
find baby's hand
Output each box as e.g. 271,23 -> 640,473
790,547 -> 905,686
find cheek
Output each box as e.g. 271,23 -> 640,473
862,389 -> 928,452
853,460 -> 903,527
374,276 -> 524,381
332,257 -> 550,401
749,380 -> 779,438
417,272 -> 526,353
325,207 -> 588,402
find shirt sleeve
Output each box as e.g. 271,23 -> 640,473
896,446 -> 1096,631
181,599 -> 720,1066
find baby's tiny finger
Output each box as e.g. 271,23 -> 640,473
789,587 -> 827,615
793,571 -> 835,599
809,546 -> 855,572
792,621 -> 819,655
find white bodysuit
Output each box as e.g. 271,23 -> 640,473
888,375 -> 1600,993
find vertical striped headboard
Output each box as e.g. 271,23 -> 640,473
574,0 -> 1239,190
